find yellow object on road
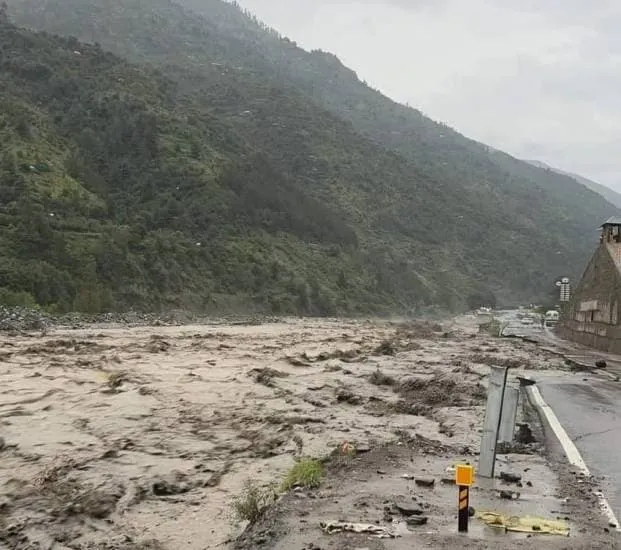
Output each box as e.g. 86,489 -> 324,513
476,512 -> 569,536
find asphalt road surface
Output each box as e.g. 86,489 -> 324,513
538,376 -> 621,520
498,310 -> 621,522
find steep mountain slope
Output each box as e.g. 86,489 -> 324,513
0,19 -> 360,312
167,5 -> 606,174
0,16 -> 498,313
3,0 -> 617,312
527,160 -> 621,209
175,1 -> 619,215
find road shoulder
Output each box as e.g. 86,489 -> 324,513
234,432 -> 616,549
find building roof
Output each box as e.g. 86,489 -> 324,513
601,216 -> 621,227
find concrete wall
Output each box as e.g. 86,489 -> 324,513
559,243 -> 621,353
557,323 -> 621,354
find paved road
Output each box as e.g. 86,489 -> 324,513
537,375 -> 621,520
496,310 -> 621,521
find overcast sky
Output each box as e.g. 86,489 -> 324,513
235,0 -> 620,191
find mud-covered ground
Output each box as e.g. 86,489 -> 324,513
0,316 -> 616,549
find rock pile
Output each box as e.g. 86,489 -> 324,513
0,306 -> 52,331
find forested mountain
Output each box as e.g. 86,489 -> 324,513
526,160 -> 621,210
1,0 -> 617,314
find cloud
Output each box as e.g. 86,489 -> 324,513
234,0 -> 621,190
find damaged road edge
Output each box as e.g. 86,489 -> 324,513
523,380 -> 621,532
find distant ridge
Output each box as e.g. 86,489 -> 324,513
526,160 -> 621,210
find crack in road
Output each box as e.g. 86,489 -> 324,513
573,425 -> 621,442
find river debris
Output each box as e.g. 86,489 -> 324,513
320,520 -> 398,538
476,512 -> 569,536
1,315 -> 602,550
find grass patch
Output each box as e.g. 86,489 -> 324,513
231,480 -> 278,525
231,457 -> 325,525
281,458 -> 324,491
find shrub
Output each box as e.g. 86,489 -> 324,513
0,288 -> 38,308
231,480 -> 277,525
481,317 -> 508,337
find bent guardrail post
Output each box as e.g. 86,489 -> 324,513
498,386 -> 519,443
479,366 -> 509,478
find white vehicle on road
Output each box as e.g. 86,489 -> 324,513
545,310 -> 560,327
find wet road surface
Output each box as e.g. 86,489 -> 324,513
538,376 -> 621,521
497,310 -> 621,521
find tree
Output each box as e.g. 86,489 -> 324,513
0,151 -> 26,202
337,270 -> 347,289
0,2 -> 8,24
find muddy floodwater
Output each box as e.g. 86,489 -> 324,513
0,317 -> 601,549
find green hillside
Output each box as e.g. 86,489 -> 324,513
2,1 -> 616,313
0,15 -> 476,314
526,160 -> 621,210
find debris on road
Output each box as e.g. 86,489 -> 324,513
414,477 -> 435,487
476,511 -> 569,536
498,489 -> 520,500
393,497 -> 425,516
405,515 -> 429,527
499,471 -> 522,484
319,520 -> 398,538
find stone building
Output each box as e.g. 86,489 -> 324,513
558,217 -> 621,352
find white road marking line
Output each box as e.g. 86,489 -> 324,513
527,385 -> 621,531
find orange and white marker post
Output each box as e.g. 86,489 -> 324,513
455,464 -> 475,532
